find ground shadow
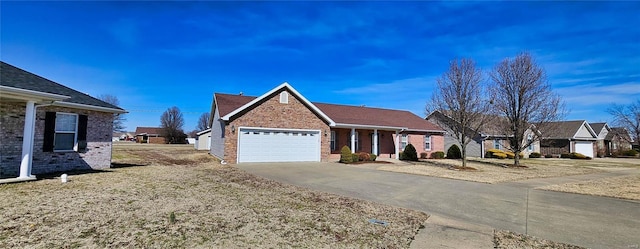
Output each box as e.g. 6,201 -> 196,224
36,169 -> 111,180
111,162 -> 147,168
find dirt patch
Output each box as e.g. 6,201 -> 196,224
379,159 -> 600,184
494,230 -> 585,249
0,143 -> 428,248
538,174 -> 640,200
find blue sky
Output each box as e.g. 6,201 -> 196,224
2,1 -> 639,132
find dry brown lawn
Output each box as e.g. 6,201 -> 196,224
377,159 -> 601,184
0,143 -> 428,248
538,174 -> 640,200
493,230 -> 585,249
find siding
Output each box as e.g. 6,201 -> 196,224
575,123 -> 595,138
444,134 -> 483,157
209,107 -> 225,159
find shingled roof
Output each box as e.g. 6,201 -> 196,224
214,92 -> 443,132
1,61 -> 124,112
135,127 -> 163,136
540,120 -> 596,139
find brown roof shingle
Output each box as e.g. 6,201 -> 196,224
135,127 -> 163,136
214,93 -> 443,132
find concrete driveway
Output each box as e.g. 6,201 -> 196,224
237,162 -> 640,249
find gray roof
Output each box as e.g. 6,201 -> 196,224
606,127 -> 631,141
590,122 -> 607,135
1,61 -> 124,111
541,120 -> 591,139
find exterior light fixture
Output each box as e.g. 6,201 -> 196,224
231,125 -> 235,133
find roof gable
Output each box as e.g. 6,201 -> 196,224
219,82 -> 335,126
1,61 -> 125,113
135,127 -> 163,135
543,120 -> 597,139
589,122 -> 609,137
214,84 -> 443,132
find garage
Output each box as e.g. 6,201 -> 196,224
574,141 -> 594,158
237,128 -> 321,163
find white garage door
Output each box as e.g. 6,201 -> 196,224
238,128 -> 321,163
574,141 -> 594,158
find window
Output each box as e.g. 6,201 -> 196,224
279,91 -> 289,104
54,113 -> 78,151
330,131 -> 336,151
494,139 -> 501,150
424,135 -> 431,151
401,134 -> 408,150
527,134 -> 534,151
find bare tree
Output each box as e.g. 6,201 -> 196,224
196,112 -> 210,131
427,58 -> 490,168
489,52 -> 564,166
160,106 -> 187,144
608,99 -> 640,146
97,94 -> 126,132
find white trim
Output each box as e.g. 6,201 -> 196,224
571,121 -> 597,139
53,112 -> 79,152
0,85 -> 69,102
236,126 -> 322,163
221,82 -> 335,126
334,123 -> 407,131
54,101 -> 126,114
196,128 -> 212,136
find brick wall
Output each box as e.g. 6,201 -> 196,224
224,89 -> 330,163
1,102 -> 114,178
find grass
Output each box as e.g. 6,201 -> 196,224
494,230 -> 585,249
378,158 -> 601,184
539,174 -> 640,200
0,143 -> 428,248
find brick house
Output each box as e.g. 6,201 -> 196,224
426,110 -> 540,158
208,83 -> 444,163
134,127 -> 165,144
539,120 -> 597,158
0,61 -> 125,181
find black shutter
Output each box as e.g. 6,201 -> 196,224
78,115 -> 88,141
78,115 -> 88,151
43,112 -> 56,152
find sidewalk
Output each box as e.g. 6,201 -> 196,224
410,215 -> 494,249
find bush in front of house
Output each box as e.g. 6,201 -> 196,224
570,152 -> 592,160
430,151 -> 445,159
529,152 -> 542,158
560,153 -> 572,159
357,152 -> 372,161
485,149 -> 502,158
370,154 -> 377,161
420,152 -> 429,159
544,154 -> 553,158
400,144 -> 418,161
340,146 -> 353,163
504,151 -> 524,159
622,149 -> 639,157
446,144 -> 462,159
492,152 -> 508,159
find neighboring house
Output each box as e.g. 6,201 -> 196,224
134,127 -> 164,144
539,120 -> 597,158
0,61 -> 126,181
426,110 -> 540,158
208,83 -> 445,163
194,129 -> 211,150
606,127 -> 633,155
590,122 -> 610,157
112,131 -> 135,142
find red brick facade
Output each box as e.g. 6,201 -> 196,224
223,89 -> 331,163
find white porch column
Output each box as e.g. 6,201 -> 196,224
395,130 -> 400,159
373,129 -> 378,155
19,100 -> 36,179
350,128 -> 356,153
